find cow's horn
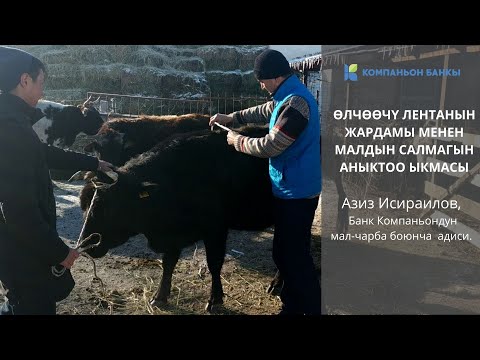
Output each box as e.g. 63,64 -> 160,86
82,94 -> 94,107
68,170 -> 86,182
104,170 -> 118,182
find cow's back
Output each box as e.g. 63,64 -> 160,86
98,113 -> 210,164
104,114 -> 210,142
121,125 -> 273,232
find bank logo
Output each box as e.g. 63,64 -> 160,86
344,64 -> 358,81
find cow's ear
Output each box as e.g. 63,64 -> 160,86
138,182 -> 158,199
95,171 -> 117,185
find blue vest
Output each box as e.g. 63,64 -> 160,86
269,75 -> 321,199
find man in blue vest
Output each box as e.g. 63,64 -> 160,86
209,49 -> 322,315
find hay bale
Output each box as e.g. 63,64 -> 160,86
174,57 -> 204,72
206,70 -> 262,96
197,46 -> 241,71
11,45 -> 269,99
131,46 -> 168,67
197,45 -> 266,71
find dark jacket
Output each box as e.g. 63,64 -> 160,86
0,93 -> 98,297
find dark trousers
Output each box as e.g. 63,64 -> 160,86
273,196 -> 321,315
1,280 -> 56,315
8,298 -> 56,315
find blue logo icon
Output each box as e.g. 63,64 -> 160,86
344,64 -> 358,81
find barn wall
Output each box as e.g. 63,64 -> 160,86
306,71 -> 321,105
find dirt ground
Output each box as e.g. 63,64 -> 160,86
54,179 -> 320,315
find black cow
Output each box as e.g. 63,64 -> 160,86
34,99 -> 104,148
83,113 -> 210,166
79,126 -> 273,312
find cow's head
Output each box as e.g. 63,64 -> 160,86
35,99 -> 104,147
82,106 -> 104,136
46,106 -> 86,146
84,129 -> 132,166
79,171 -> 158,258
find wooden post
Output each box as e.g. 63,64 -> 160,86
439,53 -> 449,111
429,52 -> 450,196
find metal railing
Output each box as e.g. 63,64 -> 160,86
85,92 -> 268,117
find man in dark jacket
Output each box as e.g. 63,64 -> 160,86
0,46 -> 113,315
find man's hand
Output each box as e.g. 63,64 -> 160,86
98,160 -> 114,172
209,113 -> 233,129
227,130 -> 239,146
60,248 -> 80,269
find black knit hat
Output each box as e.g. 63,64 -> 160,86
254,49 -> 292,80
0,46 -> 38,92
